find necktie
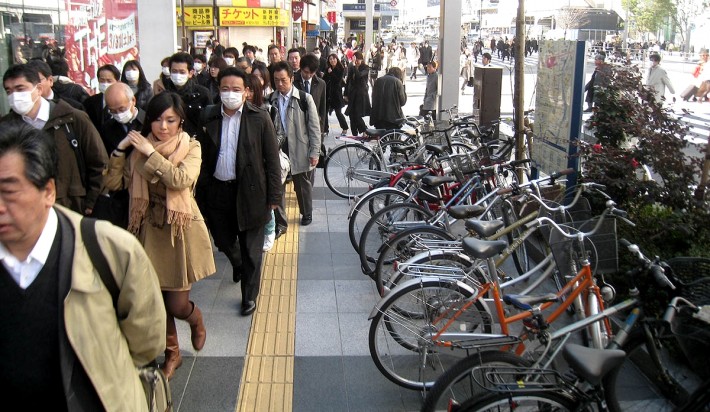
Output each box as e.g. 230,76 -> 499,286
305,80 -> 310,94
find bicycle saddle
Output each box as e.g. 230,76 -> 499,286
462,237 -> 507,259
465,219 -> 505,238
424,144 -> 448,156
503,293 -> 559,311
562,343 -> 626,386
364,128 -> 389,137
447,205 -> 486,220
422,175 -> 457,187
401,168 -> 431,182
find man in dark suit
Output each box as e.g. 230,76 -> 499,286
294,53 -> 328,136
82,64 -> 121,133
196,67 -> 281,316
370,67 -> 407,130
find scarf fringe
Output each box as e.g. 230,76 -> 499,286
128,198 -> 150,236
168,210 -> 192,240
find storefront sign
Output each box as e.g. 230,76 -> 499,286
176,6 -> 214,27
349,19 -> 379,30
292,1 -> 303,21
342,4 -> 380,11
219,7 -> 289,26
65,0 -> 139,90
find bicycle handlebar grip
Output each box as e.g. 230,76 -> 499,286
550,168 -> 575,179
611,208 -> 628,218
619,238 -> 632,248
651,265 -> 676,290
496,187 -> 514,195
508,159 -> 532,167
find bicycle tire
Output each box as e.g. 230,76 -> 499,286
374,225 -> 458,296
368,278 -> 492,390
348,186 -> 410,253
324,143 -> 381,199
501,199 -> 530,276
604,328 -> 700,411
359,202 -> 434,278
455,390 -> 579,411
421,351 -> 533,412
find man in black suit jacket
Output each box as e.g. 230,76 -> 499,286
83,64 -> 121,133
196,67 -> 281,316
294,53 -> 328,135
370,67 -> 407,130
163,52 -> 212,137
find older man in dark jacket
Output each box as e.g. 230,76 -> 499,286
370,67 -> 407,130
197,67 -> 281,316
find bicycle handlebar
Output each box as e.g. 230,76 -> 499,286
525,200 -> 624,239
619,238 -> 676,290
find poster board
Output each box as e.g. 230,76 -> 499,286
532,40 -> 587,184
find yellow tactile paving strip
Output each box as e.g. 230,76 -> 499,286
237,186 -> 298,412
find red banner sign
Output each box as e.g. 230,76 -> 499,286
292,1 -> 303,21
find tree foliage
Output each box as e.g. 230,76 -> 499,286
579,63 -> 708,258
622,0 -> 673,35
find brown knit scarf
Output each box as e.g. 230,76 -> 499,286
127,131 -> 192,240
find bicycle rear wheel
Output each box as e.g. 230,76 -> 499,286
358,202 -> 434,278
421,351 -> 533,412
348,186 -> 410,253
368,279 -> 492,390
456,391 -> 578,411
374,225 -> 457,296
324,143 -> 382,199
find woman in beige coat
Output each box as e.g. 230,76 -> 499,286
104,92 -> 215,380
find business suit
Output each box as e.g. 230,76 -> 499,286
197,102 -> 281,302
82,92 -> 111,133
294,74 -> 328,134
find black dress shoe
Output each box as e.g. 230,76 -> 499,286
275,226 -> 287,239
241,300 -> 256,316
233,271 -> 242,283
301,214 -> 312,226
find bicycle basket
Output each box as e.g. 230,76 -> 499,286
449,152 -> 478,181
542,218 -> 618,276
667,257 -> 710,305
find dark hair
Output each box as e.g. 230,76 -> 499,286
482,52 -> 492,60
649,53 -> 661,63
47,58 -> 69,76
244,45 -> 256,55
97,64 -> 121,81
251,64 -> 271,89
25,60 -> 52,78
236,56 -> 252,67
387,66 -> 403,82
208,56 -> 228,70
327,53 -> 344,71
287,48 -> 301,57
248,73 -> 264,107
169,52 -> 194,71
0,120 -> 57,188
141,92 -> 186,136
354,51 -> 364,60
267,44 -> 280,52
193,54 -> 207,64
297,47 -> 307,56
272,61 -> 293,79
121,60 -> 150,90
300,54 -> 319,72
218,67 -> 251,89
3,64 -> 40,85
160,57 -> 170,66
224,47 -> 239,59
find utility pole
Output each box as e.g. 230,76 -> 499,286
514,0 -> 526,180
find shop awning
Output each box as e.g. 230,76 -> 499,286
319,17 -> 332,31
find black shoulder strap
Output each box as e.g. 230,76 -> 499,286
80,217 -> 119,309
296,89 -> 308,124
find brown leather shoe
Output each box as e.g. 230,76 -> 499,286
185,302 -> 206,351
161,316 -> 183,380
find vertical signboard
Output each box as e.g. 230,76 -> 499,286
64,0 -> 139,90
532,40 -> 587,184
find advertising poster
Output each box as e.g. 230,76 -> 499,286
64,0 -> 139,91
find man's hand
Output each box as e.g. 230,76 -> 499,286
309,156 -> 319,167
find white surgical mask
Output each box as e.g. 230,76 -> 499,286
162,66 -> 171,76
8,88 -> 37,116
170,73 -> 189,86
125,70 -> 139,82
224,57 -> 235,66
194,62 -> 204,72
221,91 -> 244,110
113,107 -> 134,124
98,82 -> 112,93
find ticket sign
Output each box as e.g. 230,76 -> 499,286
177,7 -> 214,27
219,7 -> 289,26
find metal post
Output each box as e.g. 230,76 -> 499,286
180,0 -> 188,51
480,0 -> 483,39
365,0 -> 373,54
514,0 -> 525,179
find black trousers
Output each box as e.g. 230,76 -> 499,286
201,178 -> 264,302
275,169 -> 314,229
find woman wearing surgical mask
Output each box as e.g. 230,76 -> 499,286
153,56 -> 171,95
121,60 -> 153,110
82,64 -> 120,132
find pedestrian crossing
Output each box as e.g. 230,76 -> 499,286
675,106 -> 710,144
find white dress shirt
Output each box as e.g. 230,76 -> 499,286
22,97 -> 50,130
213,105 -> 242,181
0,208 -> 58,289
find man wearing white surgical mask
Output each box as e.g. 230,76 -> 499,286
1,63 -> 108,216
164,52 -> 212,138
95,82 -> 145,228
193,54 -> 210,88
82,64 -> 121,133
196,67 -> 281,317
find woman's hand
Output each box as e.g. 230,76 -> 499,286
126,130 -> 156,157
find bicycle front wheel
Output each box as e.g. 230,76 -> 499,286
324,143 -> 382,199
421,351 -> 533,412
348,186 -> 410,253
368,279 -> 492,390
604,328 -> 702,411
456,391 -> 579,411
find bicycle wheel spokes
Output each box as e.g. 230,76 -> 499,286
369,280 -> 490,390
324,143 -> 382,199
348,188 -> 409,253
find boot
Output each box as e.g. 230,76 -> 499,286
185,301 -> 206,351
161,315 -> 182,380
